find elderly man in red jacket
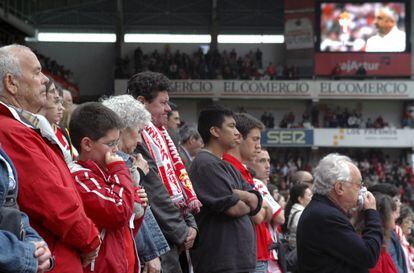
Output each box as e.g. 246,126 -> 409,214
0,44 -> 101,273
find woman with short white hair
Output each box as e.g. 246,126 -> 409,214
102,94 -> 151,154
101,94 -> 169,273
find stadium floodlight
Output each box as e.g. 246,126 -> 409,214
218,34 -> 284,44
124,34 -> 212,43
36,32 -> 117,43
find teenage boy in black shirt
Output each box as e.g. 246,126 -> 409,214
189,105 -> 262,273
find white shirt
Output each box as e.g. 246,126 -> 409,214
365,26 -> 406,52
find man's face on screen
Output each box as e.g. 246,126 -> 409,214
374,10 -> 394,36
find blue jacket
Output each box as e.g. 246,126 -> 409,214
0,147 -> 43,273
297,194 -> 383,273
388,230 -> 407,273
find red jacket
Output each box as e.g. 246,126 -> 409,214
70,159 -> 141,273
0,102 -> 101,273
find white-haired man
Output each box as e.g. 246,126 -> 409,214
0,44 -> 101,273
366,6 -> 406,52
297,153 -> 383,273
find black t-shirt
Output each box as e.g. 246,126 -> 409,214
189,150 -> 256,273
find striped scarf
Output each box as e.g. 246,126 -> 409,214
142,122 -> 201,214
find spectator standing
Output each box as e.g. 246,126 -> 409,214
178,125 -> 204,170
355,193 -> 398,273
127,71 -> 200,273
166,102 -> 181,147
69,102 -> 143,273
102,94 -> 169,273
0,44 -> 101,273
370,183 -> 407,273
396,205 -> 414,273
284,184 -> 312,251
60,89 -> 75,129
189,105 -> 262,273
38,79 -> 74,162
248,148 -> 271,185
290,171 -> 314,187
223,113 -> 282,273
297,153 -> 382,273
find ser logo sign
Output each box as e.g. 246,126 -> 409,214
262,130 -> 313,146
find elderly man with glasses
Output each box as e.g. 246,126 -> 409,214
296,153 -> 383,273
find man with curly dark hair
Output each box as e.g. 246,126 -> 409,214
127,71 -> 200,273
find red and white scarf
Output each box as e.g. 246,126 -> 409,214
142,122 -> 201,214
396,225 -> 414,272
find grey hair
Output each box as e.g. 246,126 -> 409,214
179,124 -> 201,144
0,44 -> 28,93
377,6 -> 398,22
101,94 -> 151,130
312,153 -> 353,195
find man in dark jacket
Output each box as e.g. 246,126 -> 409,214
297,153 -> 383,273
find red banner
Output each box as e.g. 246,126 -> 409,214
315,53 -> 411,76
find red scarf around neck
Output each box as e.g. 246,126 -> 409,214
142,122 -> 201,214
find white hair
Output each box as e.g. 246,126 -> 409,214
0,44 -> 27,93
312,153 -> 353,195
101,94 -> 151,130
377,6 -> 398,22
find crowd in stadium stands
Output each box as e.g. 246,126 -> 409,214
322,106 -> 390,129
260,111 -> 313,129
3,43 -> 414,273
115,45 -> 299,80
260,106 -> 414,130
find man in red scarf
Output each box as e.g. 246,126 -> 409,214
223,113 -> 283,273
127,71 -> 199,273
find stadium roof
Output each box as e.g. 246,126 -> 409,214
1,0 -> 284,35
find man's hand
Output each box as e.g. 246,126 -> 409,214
137,188 -> 148,208
33,241 -> 51,272
80,243 -> 101,268
363,191 -> 377,211
183,227 -> 197,250
233,189 -> 258,211
133,153 -> 149,175
143,257 -> 161,273
105,151 -> 124,165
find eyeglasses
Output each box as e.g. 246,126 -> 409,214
349,180 -> 365,188
98,139 -> 119,148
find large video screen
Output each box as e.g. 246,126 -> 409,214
319,2 -> 407,52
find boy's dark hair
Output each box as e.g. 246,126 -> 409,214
69,102 -> 124,151
127,71 -> 171,103
234,113 -> 264,139
197,104 -> 234,144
